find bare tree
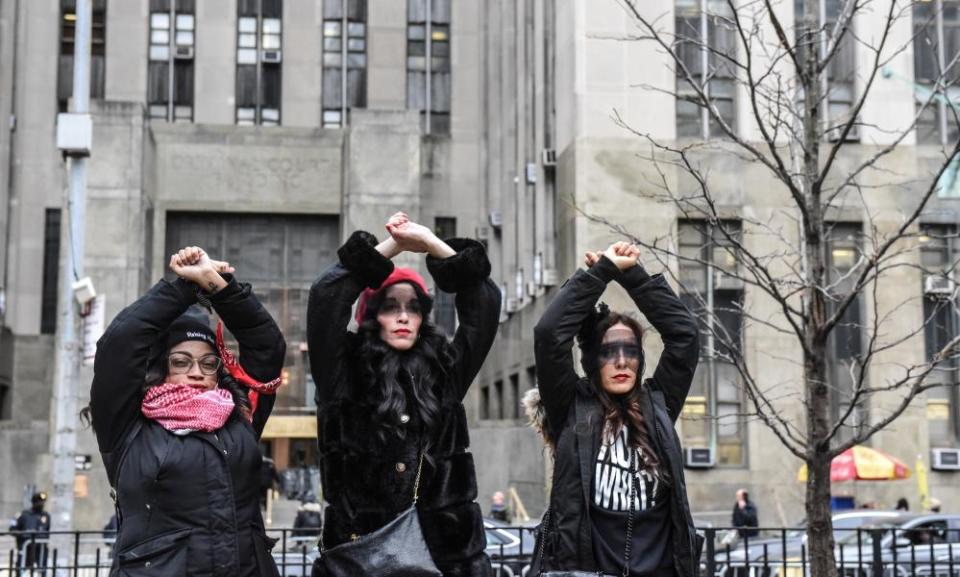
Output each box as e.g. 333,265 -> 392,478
585,1 -> 960,575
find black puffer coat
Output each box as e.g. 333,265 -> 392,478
90,276 -> 286,577
307,231 -> 501,577
532,257 -> 704,576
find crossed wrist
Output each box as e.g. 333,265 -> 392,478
197,268 -> 226,293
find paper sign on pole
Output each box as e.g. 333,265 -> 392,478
82,294 -> 106,366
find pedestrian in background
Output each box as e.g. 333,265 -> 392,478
490,491 -> 510,523
14,492 -> 50,570
88,246 -> 286,577
732,489 -> 759,538
896,497 -> 909,511
292,494 -> 323,539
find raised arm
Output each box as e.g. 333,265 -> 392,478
426,238 -> 501,400
618,265 -> 700,423
90,277 -> 198,453
307,231 -> 396,407
533,257 -> 620,436
208,274 -> 286,438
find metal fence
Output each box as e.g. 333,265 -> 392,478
702,526 -> 960,577
4,526 -> 960,577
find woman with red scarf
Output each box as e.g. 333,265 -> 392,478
89,246 -> 286,577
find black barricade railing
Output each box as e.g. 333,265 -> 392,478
3,526 -> 960,577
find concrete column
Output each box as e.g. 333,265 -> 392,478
367,0 -> 407,111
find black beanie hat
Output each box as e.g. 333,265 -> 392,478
164,306 -> 216,352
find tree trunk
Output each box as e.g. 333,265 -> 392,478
800,0 -> 837,575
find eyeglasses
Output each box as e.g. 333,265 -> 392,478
167,352 -> 222,376
379,299 -> 423,317
598,342 -> 641,365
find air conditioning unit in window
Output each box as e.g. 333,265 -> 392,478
541,268 -> 559,287
261,49 -> 282,63
715,271 -> 743,290
475,226 -> 492,242
174,45 -> 194,60
684,447 -> 716,469
931,448 -> 960,471
925,274 -> 956,296
541,148 -> 557,167
488,210 -> 503,230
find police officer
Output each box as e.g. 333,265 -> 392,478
14,492 -> 50,570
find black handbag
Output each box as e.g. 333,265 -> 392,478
316,451 -> 441,577
540,449 -> 637,577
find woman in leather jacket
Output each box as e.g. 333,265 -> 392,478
89,246 -> 286,577
533,241 -> 703,577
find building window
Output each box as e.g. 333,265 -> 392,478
164,212 -> 339,410
41,209 -> 63,335
913,0 -> 960,145
509,373 -> 520,420
432,217 -> 458,337
58,0 -> 107,112
674,0 -> 736,139
322,0 -> 367,128
794,0 -> 859,141
678,220 -> 745,466
236,0 -> 283,126
148,0 -> 195,123
826,223 -> 865,438
480,382 -> 491,420
0,382 -> 10,420
407,0 -> 451,134
920,225 -> 959,447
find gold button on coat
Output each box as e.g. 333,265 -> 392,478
395,462 -> 407,473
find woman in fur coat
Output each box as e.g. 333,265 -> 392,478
307,212 -> 502,576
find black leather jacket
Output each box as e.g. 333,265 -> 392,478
532,257 -> 704,576
90,276 -> 286,577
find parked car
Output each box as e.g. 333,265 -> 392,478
713,510 -> 913,577
485,517 -> 538,577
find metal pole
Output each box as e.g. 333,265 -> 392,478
340,0 -> 347,125
936,0 -> 948,145
699,0 -> 709,139
425,0 -> 433,134
167,1 -> 175,122
50,0 -> 91,532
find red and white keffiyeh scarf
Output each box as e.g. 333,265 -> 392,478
142,383 -> 235,434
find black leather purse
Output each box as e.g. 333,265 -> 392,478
540,450 -> 637,577
316,452 -> 441,577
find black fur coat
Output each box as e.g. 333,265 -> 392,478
307,231 -> 502,577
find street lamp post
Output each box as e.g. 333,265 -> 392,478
50,0 -> 92,531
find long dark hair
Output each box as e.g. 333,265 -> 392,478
578,305 -> 661,472
81,345 -> 252,429
345,282 -> 456,448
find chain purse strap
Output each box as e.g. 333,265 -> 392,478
622,446 -> 637,577
412,449 -> 425,504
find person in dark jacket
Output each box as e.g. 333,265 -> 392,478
292,495 -> 323,539
89,246 -> 286,577
308,212 -> 501,576
732,489 -> 759,538
532,241 -> 703,577
14,492 -> 50,569
259,456 -> 280,508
